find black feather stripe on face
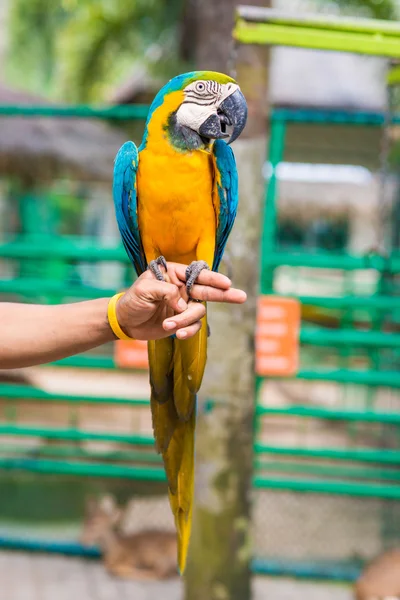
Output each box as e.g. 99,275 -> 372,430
185,92 -> 215,102
183,80 -> 222,104
181,99 -> 216,107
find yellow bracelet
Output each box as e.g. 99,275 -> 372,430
107,293 -> 134,341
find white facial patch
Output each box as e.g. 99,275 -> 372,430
176,102 -> 217,132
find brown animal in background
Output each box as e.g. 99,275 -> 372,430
80,495 -> 178,580
354,549 -> 400,600
0,370 -> 32,385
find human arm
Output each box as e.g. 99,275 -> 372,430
0,263 -> 246,369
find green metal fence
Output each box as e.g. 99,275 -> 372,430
0,101 -> 398,581
234,6 -> 400,579
0,7 -> 399,581
0,104 -> 161,514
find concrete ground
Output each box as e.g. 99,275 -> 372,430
0,551 -> 352,600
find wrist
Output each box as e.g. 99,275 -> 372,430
78,298 -> 116,345
99,298 -> 118,342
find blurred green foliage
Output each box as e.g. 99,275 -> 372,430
6,0 -> 186,102
6,0 -> 67,96
330,0 -> 397,20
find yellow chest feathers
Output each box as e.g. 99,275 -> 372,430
137,148 -> 217,263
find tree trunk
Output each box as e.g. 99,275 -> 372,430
0,0 -> 9,77
184,138 -> 266,600
184,2 -> 270,599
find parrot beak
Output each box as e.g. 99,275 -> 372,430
219,88 -> 248,144
198,88 -> 248,145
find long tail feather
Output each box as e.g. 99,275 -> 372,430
168,407 -> 195,573
148,309 -> 207,574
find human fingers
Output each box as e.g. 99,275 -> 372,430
189,285 -> 247,303
162,301 -> 206,333
168,263 -> 232,290
134,279 -> 187,313
175,320 -> 202,339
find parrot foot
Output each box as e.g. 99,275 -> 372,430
185,260 -> 210,295
148,256 -> 168,281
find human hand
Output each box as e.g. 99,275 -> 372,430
115,262 -> 246,341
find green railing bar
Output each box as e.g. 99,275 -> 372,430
251,558 -> 360,582
253,475 -> 400,499
0,443 -> 161,463
236,7 -> 400,36
270,107 -> 400,126
295,369 -> 400,387
0,385 -> 149,407
52,355 -> 116,369
0,105 -> 149,120
256,405 -> 400,424
254,444 -> 400,464
0,246 -> 400,273
9,446 -> 399,480
0,241 -> 129,262
1,445 -> 397,482
51,358 -> 400,388
0,457 -> 165,480
255,459 -> 400,482
0,424 -> 155,445
263,251 -> 400,272
0,448 -> 400,481
0,278 -> 117,299
50,357 -> 400,388
296,295 -> 400,311
2,457 -> 397,496
301,327 -> 400,348
234,18 -> 400,58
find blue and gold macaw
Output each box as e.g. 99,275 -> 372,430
113,71 -> 247,574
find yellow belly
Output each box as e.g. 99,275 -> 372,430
137,148 -> 217,266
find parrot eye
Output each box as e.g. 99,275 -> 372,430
195,82 -> 206,93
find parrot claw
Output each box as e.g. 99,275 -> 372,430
185,260 -> 210,296
148,256 -> 168,281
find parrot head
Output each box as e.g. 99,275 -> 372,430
143,71 -> 248,151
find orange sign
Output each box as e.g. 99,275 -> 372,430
114,339 -> 149,370
255,296 -> 300,377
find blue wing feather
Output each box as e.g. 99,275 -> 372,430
113,141 -> 147,276
212,139 -> 239,271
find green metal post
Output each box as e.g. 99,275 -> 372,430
260,117 -> 286,294
17,191 -> 67,304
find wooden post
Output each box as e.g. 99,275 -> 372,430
184,2 -> 270,598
